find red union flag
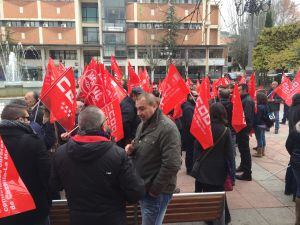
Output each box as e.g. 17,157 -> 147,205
231,83 -> 247,133
273,78 -> 292,103
248,73 -> 256,100
0,136 -> 36,219
127,62 -> 141,94
40,68 -> 76,131
285,79 -> 300,106
190,91 -> 213,150
111,55 -> 123,84
101,98 -> 124,142
160,64 -> 190,114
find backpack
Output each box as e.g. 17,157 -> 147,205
262,104 -> 275,128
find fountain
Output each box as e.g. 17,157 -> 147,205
0,42 -> 43,97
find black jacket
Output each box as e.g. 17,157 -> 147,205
192,121 -> 234,186
289,97 -> 300,133
241,94 -> 255,132
181,101 -> 195,150
254,104 -> 267,127
286,122 -> 300,169
50,132 -> 145,225
29,106 -> 44,126
118,96 -> 140,148
0,120 -> 51,225
220,98 -> 235,134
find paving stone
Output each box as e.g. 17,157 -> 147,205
258,207 -> 295,225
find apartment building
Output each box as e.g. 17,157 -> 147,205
0,0 -> 227,81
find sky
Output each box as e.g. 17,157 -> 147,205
219,0 -> 300,32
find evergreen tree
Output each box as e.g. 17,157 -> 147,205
265,11 -> 273,28
160,0 -> 180,66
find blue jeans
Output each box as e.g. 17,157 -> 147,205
274,111 -> 279,130
254,126 -> 266,148
140,193 -> 172,225
293,168 -> 300,198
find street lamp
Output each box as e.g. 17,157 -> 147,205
235,0 -> 271,75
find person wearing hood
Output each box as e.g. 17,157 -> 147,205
286,121 -> 300,225
50,106 -> 145,225
0,103 -> 51,225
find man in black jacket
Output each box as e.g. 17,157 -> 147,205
50,106 -> 145,225
118,87 -> 142,148
268,81 -> 281,134
236,84 -> 255,181
0,103 -> 51,225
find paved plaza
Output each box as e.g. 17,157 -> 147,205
177,117 -> 295,225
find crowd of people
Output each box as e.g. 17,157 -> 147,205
0,76 -> 299,225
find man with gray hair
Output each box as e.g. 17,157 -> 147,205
50,106 -> 145,225
126,93 -> 182,225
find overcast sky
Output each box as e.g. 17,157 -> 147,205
219,0 -> 300,31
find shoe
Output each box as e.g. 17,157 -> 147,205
173,187 -> 180,193
262,147 -> 265,156
275,129 -> 279,134
253,147 -> 263,157
236,166 -> 243,173
296,197 -> 300,225
236,173 -> 252,181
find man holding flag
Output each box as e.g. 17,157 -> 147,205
236,84 -> 255,181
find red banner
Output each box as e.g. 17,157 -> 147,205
40,58 -> 59,98
127,62 -> 141,94
111,55 -> 123,85
231,83 -> 247,133
0,136 -> 36,219
248,73 -> 256,100
160,64 -> 190,115
101,98 -> 124,142
190,91 -> 213,150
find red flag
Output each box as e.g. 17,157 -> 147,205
273,77 -> 292,102
40,68 -> 77,131
160,64 -> 190,114
111,55 -> 123,85
101,98 -> 124,142
101,65 -> 127,103
40,58 -> 59,98
127,62 -> 140,94
190,88 -> 213,150
281,73 -> 290,83
196,80 -> 201,95
0,136 -> 36,219
201,76 -> 211,100
231,83 -> 247,133
58,63 -> 65,74
139,68 -> 152,93
295,70 -> 300,81
248,73 -> 256,100
211,81 -> 218,99
284,76 -> 300,106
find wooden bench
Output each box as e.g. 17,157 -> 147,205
50,192 -> 225,225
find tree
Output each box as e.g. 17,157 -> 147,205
253,23 -> 300,73
160,0 -> 180,66
265,10 -> 274,27
271,0 -> 300,25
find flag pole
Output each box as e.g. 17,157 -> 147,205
66,125 -> 79,136
33,100 -> 41,123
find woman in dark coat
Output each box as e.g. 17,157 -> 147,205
192,103 -> 234,225
253,92 -> 268,157
289,94 -> 300,133
286,121 -> 300,225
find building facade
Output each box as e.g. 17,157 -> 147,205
0,0 -> 227,81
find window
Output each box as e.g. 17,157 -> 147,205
137,48 -> 147,59
174,49 -> 185,59
49,50 -> 77,60
83,27 -> 99,44
104,8 -> 125,22
24,50 -> 41,59
103,33 -> 125,45
103,45 -> 126,58
82,3 -> 98,23
209,49 -> 223,58
128,48 -> 135,58
83,50 -> 100,65
189,49 -> 206,58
